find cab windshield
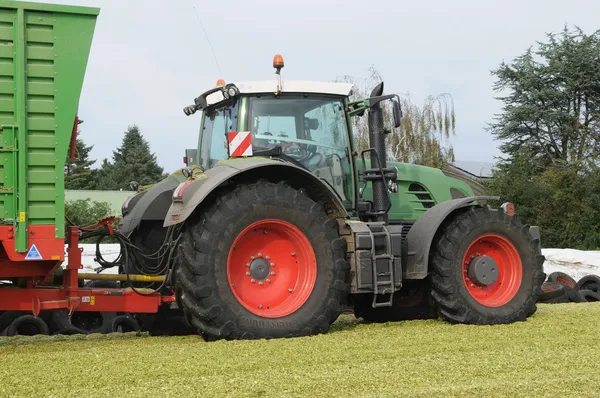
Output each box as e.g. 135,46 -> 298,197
248,95 -> 353,205
197,94 -> 354,207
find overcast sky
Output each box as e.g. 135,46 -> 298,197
28,0 -> 600,172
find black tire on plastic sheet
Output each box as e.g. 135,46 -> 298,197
174,180 -> 350,341
547,282 -> 584,303
577,275 -> 600,294
538,283 -> 570,304
538,282 -> 566,301
579,289 -> 600,302
5,315 -> 49,336
563,285 -> 586,303
547,272 -> 578,290
429,206 -> 545,324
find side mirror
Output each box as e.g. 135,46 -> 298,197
392,99 -> 402,129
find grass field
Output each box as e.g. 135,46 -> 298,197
1,303 -> 599,397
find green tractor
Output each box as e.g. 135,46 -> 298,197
118,55 -> 545,340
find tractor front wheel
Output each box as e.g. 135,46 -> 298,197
175,180 -> 350,340
430,206 -> 545,325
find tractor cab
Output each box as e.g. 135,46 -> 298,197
183,56 -> 356,207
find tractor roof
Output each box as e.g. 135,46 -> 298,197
204,80 -> 354,107
235,80 -> 353,96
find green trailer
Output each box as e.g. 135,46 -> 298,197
0,0 -> 97,261
0,1 -> 163,336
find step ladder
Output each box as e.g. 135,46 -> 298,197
367,222 -> 395,308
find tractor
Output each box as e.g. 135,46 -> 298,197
118,55 -> 546,340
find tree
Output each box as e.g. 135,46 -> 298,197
65,136 -> 97,190
488,150 -> 600,249
96,124 -> 167,190
94,158 -> 116,190
489,25 -> 600,170
64,198 -> 117,243
336,66 -> 456,168
488,25 -> 600,249
65,198 -> 112,229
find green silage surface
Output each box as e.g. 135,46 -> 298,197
1,303 -> 598,397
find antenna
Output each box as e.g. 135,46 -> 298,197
190,2 -> 223,79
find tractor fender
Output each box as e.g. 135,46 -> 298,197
118,176 -> 181,237
404,196 -> 499,279
164,159 -> 348,227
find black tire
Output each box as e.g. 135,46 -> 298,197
539,281 -> 583,303
429,206 -> 545,324
47,280 -> 120,335
0,310 -> 23,331
5,315 -> 49,336
49,308 -> 117,335
111,314 -> 141,333
352,280 -> 434,322
579,289 -> 600,302
547,272 -> 578,290
538,282 -> 570,303
175,180 -> 350,340
564,286 -> 586,303
577,275 -> 600,294
538,282 -> 566,301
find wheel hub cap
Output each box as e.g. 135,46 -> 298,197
226,219 -> 317,318
461,234 -> 523,307
249,258 -> 271,280
468,255 -> 499,286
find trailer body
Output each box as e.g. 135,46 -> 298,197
0,0 -> 97,280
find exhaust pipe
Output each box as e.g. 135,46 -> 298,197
367,83 -> 389,222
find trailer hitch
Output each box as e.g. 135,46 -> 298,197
80,216 -> 120,235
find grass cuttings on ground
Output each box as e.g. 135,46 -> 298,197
1,303 -> 599,397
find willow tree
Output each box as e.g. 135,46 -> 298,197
336,66 -> 456,168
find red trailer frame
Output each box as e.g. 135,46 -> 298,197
0,227 -> 176,316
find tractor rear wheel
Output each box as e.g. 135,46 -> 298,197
430,206 -> 545,324
175,180 -> 350,340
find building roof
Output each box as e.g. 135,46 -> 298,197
449,161 -> 495,179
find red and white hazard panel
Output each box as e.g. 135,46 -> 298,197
227,131 -> 253,157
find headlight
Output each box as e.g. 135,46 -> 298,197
182,167 -> 193,179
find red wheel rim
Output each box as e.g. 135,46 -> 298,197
226,220 -> 317,318
462,234 -> 522,307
